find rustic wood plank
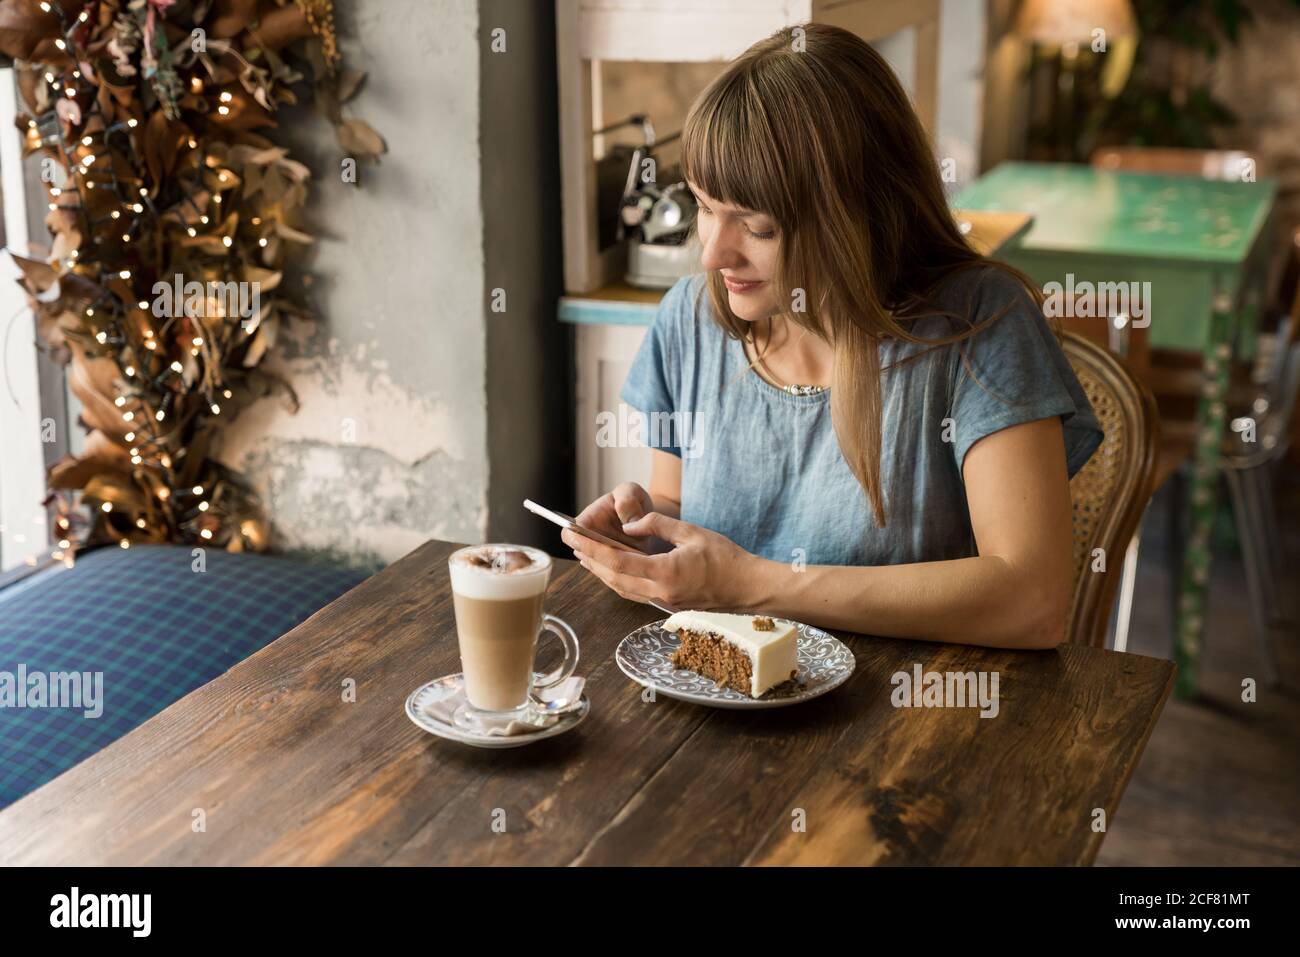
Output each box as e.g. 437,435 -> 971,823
0,538 -> 1174,866
571,641 -> 1174,865
0,541 -> 685,865
0,540 -> 460,864
270,568 -> 711,866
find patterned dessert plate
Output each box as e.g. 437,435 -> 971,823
615,618 -> 855,709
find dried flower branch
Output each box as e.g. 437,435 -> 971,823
0,0 -> 385,558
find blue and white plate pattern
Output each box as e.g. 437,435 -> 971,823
615,618 -> 855,709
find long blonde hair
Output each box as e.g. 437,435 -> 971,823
680,23 -> 1040,525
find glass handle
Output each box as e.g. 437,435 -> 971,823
534,614 -> 579,690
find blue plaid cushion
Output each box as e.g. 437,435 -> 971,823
0,543 -> 366,808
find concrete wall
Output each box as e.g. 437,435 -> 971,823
213,0 -> 571,569
215,0 -> 491,570
480,0 -> 573,549
934,0 -> 986,194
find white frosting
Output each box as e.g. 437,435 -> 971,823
662,611 -> 798,696
449,544 -> 550,600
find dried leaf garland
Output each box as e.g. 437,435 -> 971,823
0,0 -> 384,561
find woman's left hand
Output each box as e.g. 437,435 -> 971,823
561,512 -> 758,611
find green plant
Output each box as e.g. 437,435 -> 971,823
1091,0 -> 1300,149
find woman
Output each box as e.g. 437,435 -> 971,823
563,24 -> 1102,650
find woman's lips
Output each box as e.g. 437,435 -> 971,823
723,276 -> 764,293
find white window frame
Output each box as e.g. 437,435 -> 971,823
0,66 -> 51,570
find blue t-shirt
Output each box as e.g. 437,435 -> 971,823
619,269 -> 1103,567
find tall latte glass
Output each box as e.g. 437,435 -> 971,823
448,544 -> 579,731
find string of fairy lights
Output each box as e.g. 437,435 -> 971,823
15,0 -> 292,566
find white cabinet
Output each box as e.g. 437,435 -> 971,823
574,322 -> 653,510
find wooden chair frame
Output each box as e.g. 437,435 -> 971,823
1063,332 -> 1161,648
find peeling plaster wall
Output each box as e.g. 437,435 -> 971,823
213,0 -> 489,569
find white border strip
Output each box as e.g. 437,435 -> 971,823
0,67 -> 50,570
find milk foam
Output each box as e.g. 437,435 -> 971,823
449,544 -> 551,600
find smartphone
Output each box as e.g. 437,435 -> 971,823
523,499 -> 646,553
525,499 -> 676,615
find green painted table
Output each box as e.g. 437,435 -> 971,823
957,161 -> 1279,697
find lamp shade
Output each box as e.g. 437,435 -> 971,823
1014,0 -> 1136,46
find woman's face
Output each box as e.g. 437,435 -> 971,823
689,181 -> 781,322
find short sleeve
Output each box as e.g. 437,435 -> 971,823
619,275 -> 696,458
950,271 -> 1104,479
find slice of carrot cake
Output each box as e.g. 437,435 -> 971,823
663,611 -> 799,697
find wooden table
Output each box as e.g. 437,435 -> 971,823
0,540 -> 1175,866
955,208 -> 1034,259
957,162 -> 1279,698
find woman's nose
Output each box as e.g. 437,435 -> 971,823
698,222 -> 743,272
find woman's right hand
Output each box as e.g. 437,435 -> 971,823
574,482 -> 672,554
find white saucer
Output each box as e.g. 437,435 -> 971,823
405,673 -> 590,749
